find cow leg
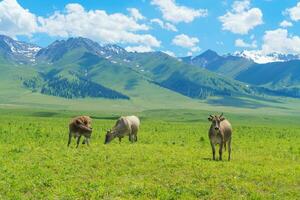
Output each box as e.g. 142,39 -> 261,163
127,127 -> 134,143
83,137 -> 89,146
210,141 -> 216,160
228,138 -> 232,161
129,134 -> 133,142
219,141 -> 223,161
128,131 -> 135,143
131,126 -> 138,143
68,131 -> 72,147
86,138 -> 90,146
76,135 -> 81,148
135,134 -> 138,142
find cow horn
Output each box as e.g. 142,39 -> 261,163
220,113 -> 224,117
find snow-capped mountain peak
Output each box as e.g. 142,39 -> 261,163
103,44 -> 126,55
234,50 -> 300,64
0,35 -> 41,63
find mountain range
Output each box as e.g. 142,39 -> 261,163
0,34 -> 300,105
181,49 -> 300,98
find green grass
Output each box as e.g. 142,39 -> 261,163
0,109 -> 299,199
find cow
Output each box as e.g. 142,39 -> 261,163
68,116 -> 93,148
105,115 -> 140,144
208,113 -> 232,161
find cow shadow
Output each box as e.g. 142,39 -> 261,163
201,157 -> 228,162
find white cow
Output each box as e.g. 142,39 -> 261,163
104,116 -> 140,144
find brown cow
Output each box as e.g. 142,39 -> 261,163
68,116 -> 93,148
208,113 -> 232,161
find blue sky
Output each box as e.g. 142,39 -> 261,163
0,0 -> 300,57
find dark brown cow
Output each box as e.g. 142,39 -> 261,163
68,116 -> 92,148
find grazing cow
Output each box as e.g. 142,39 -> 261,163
68,116 -> 93,148
105,115 -> 140,144
208,113 -> 232,161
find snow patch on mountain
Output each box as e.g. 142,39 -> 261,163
1,35 -> 41,62
234,50 -> 300,64
103,44 -> 126,55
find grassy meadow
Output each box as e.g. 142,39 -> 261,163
0,108 -> 299,199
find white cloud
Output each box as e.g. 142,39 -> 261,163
285,2 -> 300,21
151,0 -> 207,23
125,45 -> 153,52
164,22 -> 177,32
37,4 -> 160,48
162,50 -> 176,57
0,1 -> 160,49
172,34 -> 199,48
236,29 -> 300,63
235,38 -> 257,48
279,20 -> 293,28
187,51 -> 193,56
232,0 -> 250,12
127,8 -> 145,21
0,0 -> 38,38
216,41 -> 224,46
219,0 -> 263,34
172,34 -> 200,55
261,29 -> 300,54
150,18 -> 177,32
191,46 -> 201,52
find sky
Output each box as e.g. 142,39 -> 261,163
0,0 -> 300,57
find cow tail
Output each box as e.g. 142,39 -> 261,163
224,142 -> 226,151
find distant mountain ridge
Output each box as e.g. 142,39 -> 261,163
181,49 -> 300,97
234,50 -> 300,64
0,35 -> 41,64
1,34 -> 300,101
180,50 -> 255,78
36,37 -> 127,63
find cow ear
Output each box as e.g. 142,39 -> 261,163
220,117 -> 225,121
208,115 -> 214,121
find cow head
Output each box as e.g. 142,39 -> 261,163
83,127 -> 93,138
208,113 -> 225,131
104,129 -> 116,144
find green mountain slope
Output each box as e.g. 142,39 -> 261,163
181,50 -> 254,78
181,50 -> 300,97
236,60 -> 300,87
30,38 -> 255,100
122,52 -> 252,98
1,35 -> 300,111
0,55 -> 39,103
27,47 -> 199,105
235,60 -> 300,98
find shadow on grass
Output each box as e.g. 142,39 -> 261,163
201,158 -> 230,162
201,158 -> 212,161
32,111 -> 59,117
90,116 -> 119,120
206,96 -> 287,109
